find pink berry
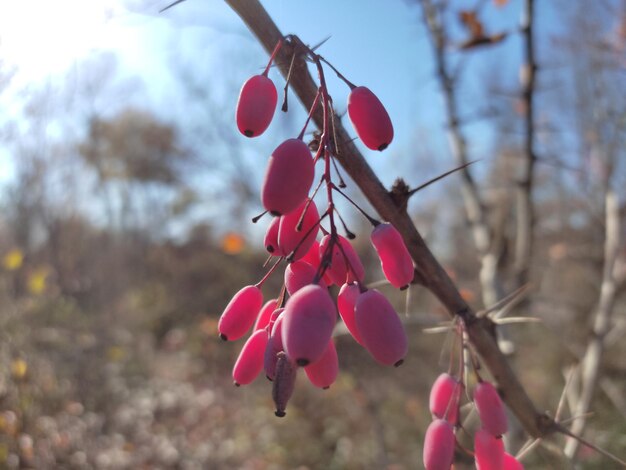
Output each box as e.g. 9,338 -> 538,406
264,217 -> 284,255
254,299 -> 278,330
261,138 -> 315,216
236,74 -> 277,137
218,285 -> 263,341
272,352 -> 297,417
423,419 -> 455,470
232,328 -> 269,386
474,428 -> 505,470
301,240 -> 332,286
347,86 -> 394,151
281,284 -> 337,366
503,453 -> 524,470
278,199 -> 319,261
304,339 -> 338,389
264,309 -> 285,381
474,381 -> 508,436
371,223 -> 414,289
354,289 -> 407,366
429,373 -> 463,424
319,234 -> 365,285
336,282 -> 364,344
284,261 -> 320,295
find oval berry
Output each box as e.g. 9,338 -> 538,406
278,199 -> 319,260
301,240 -> 332,286
284,261 -> 320,295
282,284 -> 337,366
232,328 -> 269,386
429,373 -> 463,424
304,339 -> 338,389
319,234 -> 365,285
236,74 -> 277,137
474,428 -> 505,470
347,86 -> 394,151
261,138 -> 315,216
337,282 -> 363,344
371,223 -> 414,289
423,419 -> 455,470
264,309 -> 285,381
503,453 -> 524,470
354,289 -> 407,366
264,217 -> 283,256
254,299 -> 278,330
218,285 -> 263,341
474,381 -> 508,436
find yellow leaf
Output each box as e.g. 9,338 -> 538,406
27,267 -> 49,295
11,359 -> 28,379
3,249 -> 23,271
221,232 -> 245,255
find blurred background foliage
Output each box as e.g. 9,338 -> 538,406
0,0 -> 624,468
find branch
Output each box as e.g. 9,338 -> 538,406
514,0 -> 537,286
564,188 -> 620,459
420,0 -> 504,309
224,0 -> 554,438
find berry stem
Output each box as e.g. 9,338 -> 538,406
262,38 -> 283,77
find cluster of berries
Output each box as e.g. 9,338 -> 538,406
218,37 -> 411,417
424,371 -> 524,469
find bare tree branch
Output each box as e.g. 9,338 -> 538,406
515,0 -> 537,286
564,188 -> 620,458
420,0 -> 504,309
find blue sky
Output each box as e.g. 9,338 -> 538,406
2,0 -> 605,238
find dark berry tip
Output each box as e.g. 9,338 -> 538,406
400,285 -> 409,291
266,245 -> 275,253
322,386 -> 330,390
266,375 -> 273,382
244,129 -> 254,137
275,410 -> 286,418
270,210 -> 281,216
296,358 -> 309,367
394,359 -> 404,367
378,142 -> 389,151
219,333 -> 228,341
234,382 -> 240,387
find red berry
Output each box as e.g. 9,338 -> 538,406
429,373 -> 463,424
264,309 -> 285,381
474,381 -> 508,436
354,289 -> 407,366
423,419 -> 455,470
218,285 -> 263,341
474,428 -> 505,470
319,234 -> 365,285
236,74 -> 277,137
264,217 -> 284,255
284,261 -> 321,295
371,223 -> 414,289
232,328 -> 269,386
304,339 -> 338,389
278,199 -> 319,260
347,86 -> 394,151
301,240 -> 332,286
336,282 -> 364,344
282,284 -> 337,366
503,453 -> 524,470
261,138 -> 315,216
254,299 -> 278,330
